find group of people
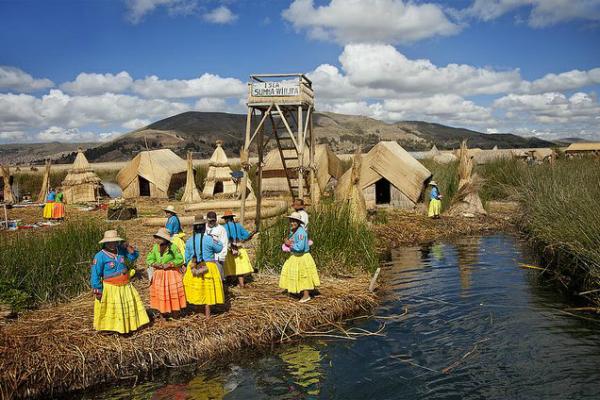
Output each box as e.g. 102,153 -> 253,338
43,188 -> 65,220
90,199 -> 320,335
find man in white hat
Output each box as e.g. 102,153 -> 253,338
206,211 -> 228,281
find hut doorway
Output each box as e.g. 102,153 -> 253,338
214,181 -> 224,194
139,177 -> 151,197
375,178 -> 391,205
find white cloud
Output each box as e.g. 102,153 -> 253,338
122,118 -> 150,130
337,44 -> 522,96
0,66 -> 54,92
132,73 -> 246,98
202,5 -> 237,24
462,0 -> 600,27
124,0 -> 197,23
520,68 -> 600,93
37,126 -> 122,142
60,71 -> 133,95
282,0 -> 460,44
0,131 -> 26,142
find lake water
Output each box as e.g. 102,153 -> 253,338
84,234 -> 600,400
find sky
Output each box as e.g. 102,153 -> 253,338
0,0 -> 599,144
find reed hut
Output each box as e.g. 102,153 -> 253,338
565,142 -> 600,157
61,149 -> 104,203
262,144 -> 342,196
116,149 -> 187,199
0,165 -> 16,204
202,141 -> 238,197
335,141 -> 432,210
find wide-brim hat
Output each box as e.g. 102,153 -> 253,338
153,227 -> 172,242
287,211 -> 305,224
99,230 -> 124,244
193,214 -> 207,226
163,205 -> 177,214
429,180 -> 438,186
222,210 -> 236,218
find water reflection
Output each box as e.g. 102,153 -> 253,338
86,234 -> 600,400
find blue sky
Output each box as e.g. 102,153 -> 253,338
1,0 -> 599,143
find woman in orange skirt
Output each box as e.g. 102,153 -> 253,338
52,190 -> 65,220
146,227 -> 187,316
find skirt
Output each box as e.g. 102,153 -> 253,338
93,282 -> 150,333
43,202 -> 54,219
52,202 -> 65,219
183,261 -> 224,306
150,269 -> 187,313
428,198 -> 442,217
224,248 -> 254,277
279,253 -> 321,294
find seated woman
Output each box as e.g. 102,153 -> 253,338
183,215 -> 224,318
222,210 -> 254,288
146,227 -> 187,316
91,230 -> 149,334
279,212 -> 320,303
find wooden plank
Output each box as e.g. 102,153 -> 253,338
274,104 -> 299,152
249,104 -> 273,146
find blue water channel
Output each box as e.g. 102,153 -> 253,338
85,234 -> 600,400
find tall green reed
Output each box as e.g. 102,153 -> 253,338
256,203 -> 379,276
0,221 -> 118,311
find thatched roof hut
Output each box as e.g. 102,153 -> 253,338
565,142 -> 600,155
61,149 -> 103,203
261,144 -> 342,196
117,149 -> 187,199
335,141 -> 432,210
203,141 -> 238,197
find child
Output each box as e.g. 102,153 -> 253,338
279,212 -> 320,303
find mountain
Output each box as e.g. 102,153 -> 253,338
0,142 -> 96,165
2,111 -> 557,164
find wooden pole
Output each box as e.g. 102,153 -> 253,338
308,107 -> 317,205
369,267 -> 381,292
240,107 -> 253,225
255,110 -> 265,231
297,105 -> 304,201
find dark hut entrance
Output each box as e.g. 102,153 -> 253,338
139,177 -> 151,197
375,178 -> 391,205
214,181 -> 224,194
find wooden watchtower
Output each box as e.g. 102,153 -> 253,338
239,73 -> 316,228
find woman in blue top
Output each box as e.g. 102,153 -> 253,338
43,188 -> 56,220
183,215 -> 225,318
279,212 -> 320,303
91,230 -> 149,334
221,210 -> 255,288
163,205 -> 186,265
427,180 -> 442,219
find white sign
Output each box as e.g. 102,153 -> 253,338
252,81 -> 300,97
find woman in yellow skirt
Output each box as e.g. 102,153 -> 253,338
279,212 -> 320,303
222,210 -> 255,288
427,180 -> 442,219
42,188 -> 56,219
91,230 -> 149,334
146,228 -> 187,316
183,215 -> 225,318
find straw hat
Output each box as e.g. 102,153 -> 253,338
99,230 -> 124,244
287,211 -> 305,224
163,205 -> 177,214
429,180 -> 438,186
153,228 -> 172,242
222,210 -> 236,218
193,214 -> 207,226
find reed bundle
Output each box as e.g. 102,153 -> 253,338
447,141 -> 486,216
0,275 -> 376,399
184,199 -> 285,212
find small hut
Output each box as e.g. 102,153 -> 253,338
262,144 -> 342,196
117,149 -> 187,199
565,142 -> 600,157
61,149 -> 103,203
335,141 -> 432,210
202,141 -> 238,197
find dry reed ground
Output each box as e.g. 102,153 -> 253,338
0,201 -> 378,399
